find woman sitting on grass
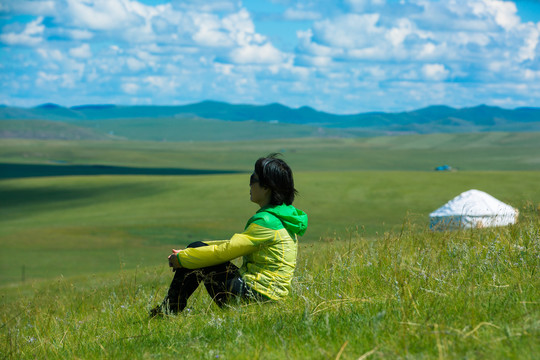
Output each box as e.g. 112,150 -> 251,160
151,154 -> 308,316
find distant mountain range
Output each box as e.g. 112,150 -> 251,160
1,101 -> 539,141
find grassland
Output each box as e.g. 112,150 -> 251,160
1,115 -> 345,141
1,171 -> 538,286
1,133 -> 539,284
1,132 -> 539,172
1,211 -> 538,359
1,133 -> 539,358
0,120 -> 113,140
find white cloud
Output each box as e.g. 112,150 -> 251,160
1,0 -> 539,112
67,29 -> 94,40
0,17 -> 45,46
134,50 -> 160,69
37,48 -> 64,61
297,0 -> 539,72
229,43 -> 286,64
305,12 -> 433,62
122,82 -> 139,94
487,60 -> 508,72
346,0 -> 386,12
296,54 -> 334,67
37,71 -> 59,83
69,43 -> 92,58
283,8 -> 321,21
175,0 -> 238,13
2,0 -> 56,16
65,0 -> 142,31
192,12 -> 234,47
422,63 -> 449,81
474,0 -> 520,30
453,32 -> 490,47
224,9 -> 267,46
418,42 -> 436,57
385,18 -> 414,47
109,45 -> 122,54
35,71 -> 77,89
524,69 -> 540,81
347,46 -> 386,60
214,63 -> 234,75
346,0 -> 368,12
517,24 -> 539,62
313,14 -> 382,49
189,8 -> 264,49
126,57 -> 146,71
144,75 -> 178,92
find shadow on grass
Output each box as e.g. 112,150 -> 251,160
0,163 -> 242,179
0,182 -> 173,221
0,163 -> 244,220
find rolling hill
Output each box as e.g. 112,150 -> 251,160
1,101 -> 539,140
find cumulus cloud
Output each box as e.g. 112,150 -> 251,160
230,10 -> 268,45
283,8 -> 321,21
126,57 -> 146,71
297,1 -> 538,69
191,12 -> 235,47
0,16 -> 45,46
64,0 -> 141,31
0,0 -> 538,112
67,29 -> 94,40
473,0 -> 520,30
0,0 -> 56,16
122,82 -> 139,94
229,43 -> 286,64
37,48 -> 64,61
69,43 -> 92,58
516,23 -> 539,62
422,63 -> 450,81
174,0 -> 238,13
346,0 -> 386,12
313,13 -> 383,49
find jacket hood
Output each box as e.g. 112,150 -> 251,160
261,204 -> 308,236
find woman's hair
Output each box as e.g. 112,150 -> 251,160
254,153 -> 298,205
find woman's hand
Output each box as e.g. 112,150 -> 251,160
168,249 -> 182,269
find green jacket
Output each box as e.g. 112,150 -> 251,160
177,204 -> 308,300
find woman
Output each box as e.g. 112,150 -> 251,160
150,154 -> 308,316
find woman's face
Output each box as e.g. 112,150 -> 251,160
249,173 -> 271,207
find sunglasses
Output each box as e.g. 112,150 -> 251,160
250,174 -> 259,186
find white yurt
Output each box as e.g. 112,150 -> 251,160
429,189 -> 519,230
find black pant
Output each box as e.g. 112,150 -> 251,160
163,241 -> 266,313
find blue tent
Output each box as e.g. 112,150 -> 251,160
435,165 -> 452,171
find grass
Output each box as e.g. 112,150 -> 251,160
1,207 -> 538,359
1,132 -> 539,172
0,120 -> 112,140
0,134 -> 539,358
73,116 -> 344,141
1,115 -> 344,142
1,171 -> 538,285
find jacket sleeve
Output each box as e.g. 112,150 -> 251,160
199,240 -> 229,246
176,223 -> 276,269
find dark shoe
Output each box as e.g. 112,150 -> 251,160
149,304 -> 164,318
149,302 -> 181,317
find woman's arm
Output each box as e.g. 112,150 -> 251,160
199,239 -> 230,246
176,223 -> 276,269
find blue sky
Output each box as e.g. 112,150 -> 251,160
1,0 -> 539,113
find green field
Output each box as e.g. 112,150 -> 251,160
1,131 -> 539,171
2,170 -> 538,286
1,116 -> 346,141
1,133 -> 539,284
1,133 -> 539,358
1,208 -> 538,359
